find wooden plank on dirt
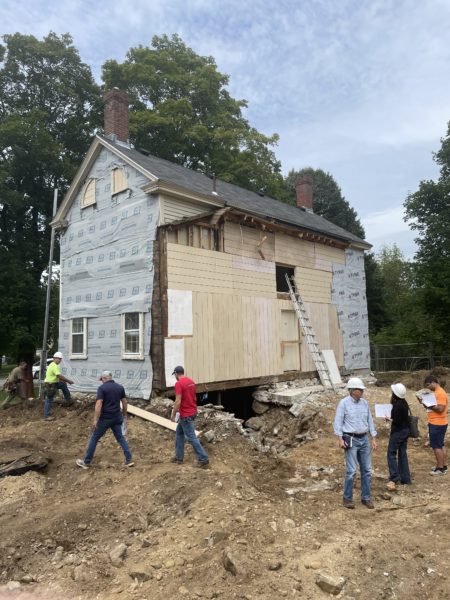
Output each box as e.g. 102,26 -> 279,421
127,404 -> 201,437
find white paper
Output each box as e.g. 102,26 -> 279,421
375,404 -> 392,418
421,392 -> 437,408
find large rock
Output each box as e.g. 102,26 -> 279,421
252,400 -> 270,414
245,417 -> 264,431
222,547 -> 247,578
109,543 -> 127,567
315,572 -> 346,595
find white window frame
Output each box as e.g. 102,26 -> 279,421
121,312 -> 144,360
70,317 -> 88,359
81,179 -> 96,208
111,167 -> 128,195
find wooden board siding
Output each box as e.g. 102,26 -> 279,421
274,233 -> 346,273
300,302 -> 344,371
294,267 -> 332,304
163,239 -> 344,386
161,194 -> 208,224
167,243 -> 276,298
224,222 -> 275,261
182,292 -> 281,384
274,235 -> 315,268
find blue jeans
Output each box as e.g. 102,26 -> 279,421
43,381 -> 72,417
343,435 -> 372,501
83,415 -> 132,464
175,416 -> 208,463
387,428 -> 411,484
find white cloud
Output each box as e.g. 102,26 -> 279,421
361,206 -> 418,259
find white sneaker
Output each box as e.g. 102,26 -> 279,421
430,467 -> 446,476
76,459 -> 89,470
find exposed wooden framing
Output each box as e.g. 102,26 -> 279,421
224,211 -> 349,249
150,236 -> 164,390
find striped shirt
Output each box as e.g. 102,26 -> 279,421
333,395 -> 377,437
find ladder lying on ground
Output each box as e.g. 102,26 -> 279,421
285,274 -> 334,391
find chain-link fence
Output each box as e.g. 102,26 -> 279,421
370,343 -> 450,372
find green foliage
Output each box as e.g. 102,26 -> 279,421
0,32 -> 101,355
364,253 -> 388,335
284,167 -> 365,238
369,244 -> 426,345
102,34 -> 286,199
404,121 -> 450,353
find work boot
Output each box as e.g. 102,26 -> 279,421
343,498 -> 355,509
362,499 -> 374,509
170,457 -> 183,464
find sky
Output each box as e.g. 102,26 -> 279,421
2,0 -> 450,258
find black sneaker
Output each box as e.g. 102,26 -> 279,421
430,467 -> 447,476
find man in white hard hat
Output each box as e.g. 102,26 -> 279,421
333,377 -> 377,509
43,352 -> 74,421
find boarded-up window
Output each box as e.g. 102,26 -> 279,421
81,179 -> 96,208
111,167 -> 127,195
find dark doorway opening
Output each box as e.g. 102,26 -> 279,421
199,387 -> 256,421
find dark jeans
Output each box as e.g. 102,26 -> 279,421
175,416 -> 208,463
387,427 -> 411,484
83,415 -> 132,464
43,381 -> 72,417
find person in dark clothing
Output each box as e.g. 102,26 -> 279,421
76,370 -> 133,469
385,383 -> 411,490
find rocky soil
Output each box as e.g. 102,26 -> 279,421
0,374 -> 449,600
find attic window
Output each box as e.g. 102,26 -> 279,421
81,179 -> 96,208
276,265 -> 295,293
111,167 -> 127,195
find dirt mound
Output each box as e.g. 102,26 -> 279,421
374,367 -> 450,390
0,387 -> 449,600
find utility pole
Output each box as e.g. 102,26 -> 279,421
39,189 -> 58,399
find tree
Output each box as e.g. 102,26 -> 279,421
0,32 -> 101,356
404,120 -> 450,353
370,245 -> 423,344
102,34 -> 286,199
364,252 -> 388,336
284,167 -> 365,239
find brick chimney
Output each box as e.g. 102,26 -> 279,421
295,175 -> 314,211
103,88 -> 129,144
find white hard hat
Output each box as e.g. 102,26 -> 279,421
391,383 -> 406,399
347,377 -> 366,390
53,351 -> 63,359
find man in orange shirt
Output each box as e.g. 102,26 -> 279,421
418,375 -> 448,475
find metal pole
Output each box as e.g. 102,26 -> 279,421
39,189 -> 58,399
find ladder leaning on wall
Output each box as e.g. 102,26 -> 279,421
284,274 -> 334,391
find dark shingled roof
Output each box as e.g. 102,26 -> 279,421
99,134 -> 369,247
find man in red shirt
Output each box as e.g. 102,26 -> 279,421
170,366 -> 209,468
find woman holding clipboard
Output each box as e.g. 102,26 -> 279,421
385,383 -> 412,490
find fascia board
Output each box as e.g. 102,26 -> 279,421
143,181 -> 224,208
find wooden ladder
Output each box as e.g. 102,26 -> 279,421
285,274 -> 334,390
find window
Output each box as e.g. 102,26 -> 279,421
70,317 -> 87,358
81,179 -> 96,208
111,167 -> 127,195
121,312 -> 144,359
276,265 -> 295,293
